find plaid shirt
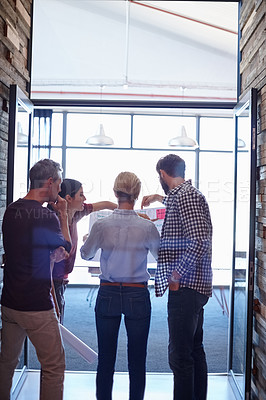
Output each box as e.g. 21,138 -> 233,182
155,180 -> 213,297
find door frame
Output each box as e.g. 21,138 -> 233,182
228,88 -> 257,400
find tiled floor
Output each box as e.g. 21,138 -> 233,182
15,370 -> 236,400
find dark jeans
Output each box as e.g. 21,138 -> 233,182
53,279 -> 68,324
95,284 -> 151,400
168,287 -> 209,400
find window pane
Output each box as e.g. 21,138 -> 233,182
51,113 -> 63,146
32,117 -> 39,146
66,114 -> 131,148
31,147 -> 50,165
50,148 -> 62,166
238,116 -> 250,149
14,147 -> 28,200
133,116 -> 196,149
65,149 -> 195,207
199,152 -> 234,270
66,148 -> 195,268
200,117 -> 234,151
32,117 -> 50,146
235,151 -> 250,264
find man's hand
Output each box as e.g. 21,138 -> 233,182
141,194 -> 163,209
168,270 -> 181,291
168,280 -> 180,291
50,246 -> 69,264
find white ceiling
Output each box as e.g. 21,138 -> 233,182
31,1 -> 239,101
58,0 -> 238,56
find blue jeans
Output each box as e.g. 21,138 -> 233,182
168,288 -> 209,400
95,284 -> 151,400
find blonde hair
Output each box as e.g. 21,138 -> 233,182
113,172 -> 141,203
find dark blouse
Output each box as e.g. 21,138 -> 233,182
52,203 -> 93,280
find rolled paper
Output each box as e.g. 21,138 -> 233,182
60,324 -> 98,364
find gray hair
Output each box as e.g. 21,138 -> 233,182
29,159 -> 62,189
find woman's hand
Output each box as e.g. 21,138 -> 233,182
50,195 -> 68,217
83,233 -> 89,243
50,246 -> 69,264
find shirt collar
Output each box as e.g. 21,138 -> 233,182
168,179 -> 192,196
113,208 -> 138,215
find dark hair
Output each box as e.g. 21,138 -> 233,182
30,159 -> 62,189
156,154 -> 185,178
59,178 -> 82,198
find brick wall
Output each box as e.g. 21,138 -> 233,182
240,0 -> 266,398
0,0 -> 32,283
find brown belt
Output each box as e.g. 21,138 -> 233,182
100,282 -> 147,288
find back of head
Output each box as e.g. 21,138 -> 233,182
156,154 -> 185,178
113,172 -> 141,203
59,178 -> 82,198
29,159 -> 62,189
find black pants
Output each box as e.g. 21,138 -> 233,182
53,279 -> 69,324
168,288 -> 209,400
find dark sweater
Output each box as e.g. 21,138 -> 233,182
1,199 -> 71,311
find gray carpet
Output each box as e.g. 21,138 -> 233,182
27,286 -> 229,373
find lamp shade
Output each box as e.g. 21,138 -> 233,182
86,124 -> 114,146
168,125 -> 198,148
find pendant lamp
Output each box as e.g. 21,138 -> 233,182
86,123 -> 114,146
237,138 -> 246,148
168,125 -> 198,148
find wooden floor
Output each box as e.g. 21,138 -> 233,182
14,370 -> 236,400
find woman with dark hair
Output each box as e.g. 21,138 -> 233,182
52,178 -> 116,323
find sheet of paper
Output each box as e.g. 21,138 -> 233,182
60,324 -> 98,364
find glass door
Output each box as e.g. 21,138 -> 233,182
6,85 -> 33,399
229,88 -> 257,399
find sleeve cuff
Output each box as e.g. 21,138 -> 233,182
84,203 -> 93,215
162,196 -> 167,205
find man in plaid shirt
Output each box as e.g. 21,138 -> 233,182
141,154 -> 212,400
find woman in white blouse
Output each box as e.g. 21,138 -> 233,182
81,172 -> 160,400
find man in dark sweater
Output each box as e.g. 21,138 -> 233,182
0,159 -> 71,400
